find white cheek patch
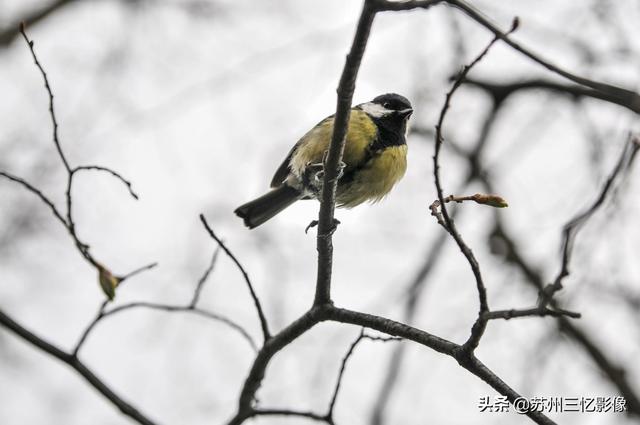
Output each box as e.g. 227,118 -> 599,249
359,102 -> 393,118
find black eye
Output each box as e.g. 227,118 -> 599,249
383,102 -> 391,108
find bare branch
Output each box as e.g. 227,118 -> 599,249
0,308 -> 158,425
76,302 -> 258,354
252,408 -> 328,423
313,0 -> 378,306
227,300 -> 557,425
432,19 -> 518,353
327,329 -> 401,422
19,24 -> 71,173
72,165 -> 139,200
325,306 -> 557,425
1,2 -> 77,47
463,78 -> 639,112
327,329 -> 365,420
190,247 -> 221,308
540,135 -> 640,306
118,262 -> 158,283
199,214 -> 270,342
72,300 -> 109,357
483,307 -> 581,321
227,309 -> 323,425
0,170 -> 67,226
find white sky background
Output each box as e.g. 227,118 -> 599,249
1,1 -> 639,424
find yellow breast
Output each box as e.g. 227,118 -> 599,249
336,145 -> 407,208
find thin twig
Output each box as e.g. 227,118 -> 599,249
118,262 -> 158,283
1,2 -> 75,47
190,247 -> 221,307
19,23 -> 70,173
462,78 -> 636,110
539,135 -> 640,306
327,329 -> 365,420
0,171 -> 67,226
73,165 -> 139,200
200,214 -> 270,342
72,300 -> 109,357
432,18 -> 518,354
327,329 -> 401,421
483,307 -> 581,321
74,301 -> 257,355
252,408 -> 328,423
429,193 -> 507,226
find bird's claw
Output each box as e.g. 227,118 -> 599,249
305,218 -> 341,235
305,220 -> 318,234
309,160 -> 346,183
336,161 -> 346,179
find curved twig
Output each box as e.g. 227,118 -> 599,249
200,214 -> 270,342
72,165 -> 139,200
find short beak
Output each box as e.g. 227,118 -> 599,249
398,108 -> 413,118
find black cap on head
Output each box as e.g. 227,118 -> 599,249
372,93 -> 412,111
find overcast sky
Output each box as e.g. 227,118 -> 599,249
1,1 -> 639,425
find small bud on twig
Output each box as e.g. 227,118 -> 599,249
97,264 -> 120,301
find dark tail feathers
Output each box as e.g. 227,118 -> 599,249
234,185 -> 303,229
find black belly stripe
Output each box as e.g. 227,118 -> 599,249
338,145 -> 382,186
339,122 -> 406,186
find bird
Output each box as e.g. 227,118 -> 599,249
234,93 -> 413,229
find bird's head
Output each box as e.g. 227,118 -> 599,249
358,93 -> 413,120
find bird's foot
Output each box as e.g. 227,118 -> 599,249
309,160 -> 346,183
305,220 -> 318,234
336,161 -> 346,179
305,218 -> 341,235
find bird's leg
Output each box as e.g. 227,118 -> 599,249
322,149 -> 346,179
305,151 -> 346,195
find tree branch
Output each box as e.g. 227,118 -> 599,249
432,19 -> 518,354
0,170 -> 67,226
1,2 -> 77,47
539,135 -> 640,306
0,308 -> 158,425
314,0 -> 380,306
375,0 -> 640,114
20,23 -> 70,173
72,165 -> 139,200
463,78 -> 639,113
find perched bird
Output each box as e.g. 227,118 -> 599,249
235,93 -> 413,229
